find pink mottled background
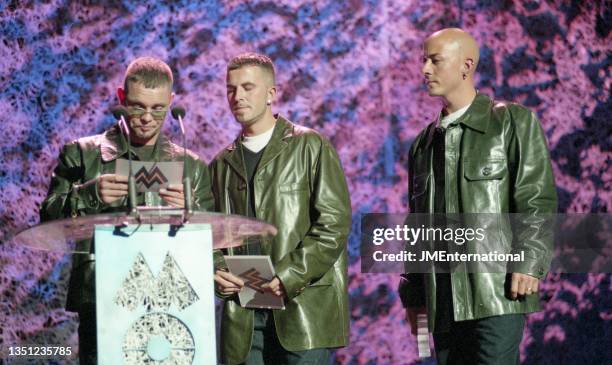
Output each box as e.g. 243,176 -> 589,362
0,1 -> 610,364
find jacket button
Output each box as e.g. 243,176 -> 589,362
482,167 -> 492,176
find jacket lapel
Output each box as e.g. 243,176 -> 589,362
459,93 -> 491,133
156,134 -> 178,161
100,126 -> 128,162
100,126 -> 178,162
424,122 -> 437,151
222,140 -> 247,182
257,116 -> 291,171
222,115 -> 292,180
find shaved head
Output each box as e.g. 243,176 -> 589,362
421,28 -> 480,111
426,28 -> 480,73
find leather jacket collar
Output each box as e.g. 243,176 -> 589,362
426,93 -> 493,149
99,125 -> 179,162
460,93 -> 493,133
222,115 -> 294,181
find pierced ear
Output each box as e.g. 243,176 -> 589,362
465,58 -> 475,72
267,86 -> 277,103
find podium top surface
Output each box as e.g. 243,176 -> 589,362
9,210 -> 278,253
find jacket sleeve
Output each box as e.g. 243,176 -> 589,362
275,138 -> 352,299
506,107 -> 558,279
191,156 -> 215,212
398,140 -> 426,308
207,160 -> 228,271
207,159 -> 234,300
40,142 -> 100,222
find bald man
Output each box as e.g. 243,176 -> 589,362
399,28 -> 557,364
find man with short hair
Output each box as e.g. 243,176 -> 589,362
40,56 -> 214,364
210,52 -> 351,365
399,28 -> 557,364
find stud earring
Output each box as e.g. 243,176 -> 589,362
266,100 -> 271,105
462,73 -> 467,80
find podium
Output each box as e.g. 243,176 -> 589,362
10,210 -> 277,364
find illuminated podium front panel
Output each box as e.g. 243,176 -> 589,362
95,224 -> 216,365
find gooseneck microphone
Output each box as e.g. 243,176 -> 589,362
111,106 -> 138,214
171,105 -> 192,215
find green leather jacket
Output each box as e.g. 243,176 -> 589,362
40,125 -> 214,311
399,94 -> 557,329
210,116 -> 351,364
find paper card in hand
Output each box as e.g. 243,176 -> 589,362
115,159 -> 183,192
223,255 -> 285,310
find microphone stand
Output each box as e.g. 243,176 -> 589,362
172,106 -> 192,222
115,110 -> 139,217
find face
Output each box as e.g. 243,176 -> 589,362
226,65 -> 274,127
119,81 -> 173,145
421,37 -> 464,98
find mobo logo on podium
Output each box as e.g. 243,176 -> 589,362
95,224 -> 216,364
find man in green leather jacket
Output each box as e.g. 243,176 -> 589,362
40,57 -> 214,364
211,53 -> 351,364
399,29 -> 557,364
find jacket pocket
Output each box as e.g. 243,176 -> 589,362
279,181 -> 308,193
464,159 -> 507,181
309,271 -> 335,287
462,158 -> 507,213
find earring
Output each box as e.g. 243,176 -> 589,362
462,73 -> 467,80
266,100 -> 271,105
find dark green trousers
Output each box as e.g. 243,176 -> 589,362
77,305 -> 97,365
433,314 -> 526,365
243,310 -> 330,365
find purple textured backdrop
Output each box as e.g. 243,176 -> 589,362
0,1 -> 610,364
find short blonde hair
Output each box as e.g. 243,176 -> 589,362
227,52 -> 275,84
124,57 -> 173,94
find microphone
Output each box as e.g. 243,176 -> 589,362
171,106 -> 186,123
171,105 -> 192,215
111,106 -> 129,124
111,105 -> 138,214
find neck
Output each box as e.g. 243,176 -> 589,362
242,111 -> 276,137
443,85 -> 477,114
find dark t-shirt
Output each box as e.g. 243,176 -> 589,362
130,144 -> 155,161
241,143 -> 266,255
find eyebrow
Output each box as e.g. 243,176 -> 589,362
126,100 -> 166,108
227,82 -> 256,88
